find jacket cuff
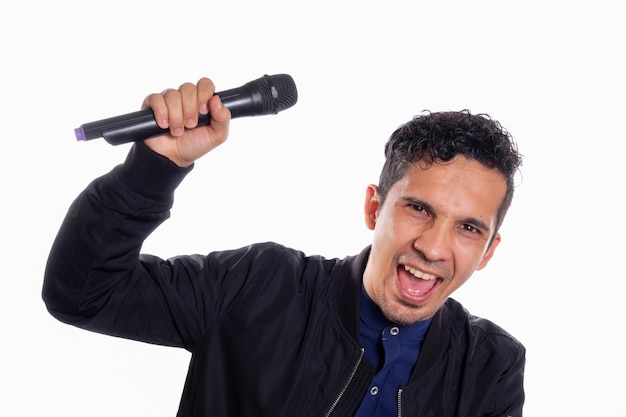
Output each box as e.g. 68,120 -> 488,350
116,141 -> 194,201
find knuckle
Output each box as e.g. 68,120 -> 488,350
197,77 -> 214,89
178,82 -> 196,93
161,88 -> 179,101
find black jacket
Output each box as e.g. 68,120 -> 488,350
43,143 -> 525,417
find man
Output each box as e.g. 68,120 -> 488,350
43,76 -> 525,416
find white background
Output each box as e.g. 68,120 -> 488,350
1,1 -> 624,416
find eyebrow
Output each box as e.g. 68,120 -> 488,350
399,196 -> 492,234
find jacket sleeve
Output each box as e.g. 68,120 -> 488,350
491,339 -> 526,417
42,142 -> 205,348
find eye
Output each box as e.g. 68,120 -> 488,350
400,198 -> 431,223
410,203 -> 428,215
461,223 -> 478,233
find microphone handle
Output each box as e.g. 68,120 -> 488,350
75,108 -> 178,145
76,85 -> 255,146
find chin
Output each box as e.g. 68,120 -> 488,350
380,300 -> 434,325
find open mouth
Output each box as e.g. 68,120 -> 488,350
396,264 -> 441,303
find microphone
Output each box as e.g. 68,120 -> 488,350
74,74 -> 298,145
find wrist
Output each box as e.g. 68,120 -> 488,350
117,142 -> 194,201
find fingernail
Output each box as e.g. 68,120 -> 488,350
199,104 -> 208,114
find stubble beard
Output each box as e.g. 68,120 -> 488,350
376,291 -> 432,326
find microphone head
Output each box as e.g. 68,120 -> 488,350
254,74 -> 298,115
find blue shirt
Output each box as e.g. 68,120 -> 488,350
354,285 -> 432,417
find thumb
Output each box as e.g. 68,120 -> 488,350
206,95 -> 231,142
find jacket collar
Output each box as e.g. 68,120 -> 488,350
333,246 -> 371,342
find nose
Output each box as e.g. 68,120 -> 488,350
413,222 -> 453,262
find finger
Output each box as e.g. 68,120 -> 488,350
179,82 -> 200,129
163,88 -> 184,137
196,77 -> 215,115
207,95 -> 231,144
143,92 -> 169,129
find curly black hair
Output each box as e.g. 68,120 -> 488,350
378,110 -> 523,232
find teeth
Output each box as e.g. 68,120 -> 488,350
404,265 -> 437,281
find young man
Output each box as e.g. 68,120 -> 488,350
43,76 -> 525,416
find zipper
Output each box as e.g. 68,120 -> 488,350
397,388 -> 403,417
323,348 -> 365,417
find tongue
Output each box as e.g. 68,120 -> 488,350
398,267 -> 437,296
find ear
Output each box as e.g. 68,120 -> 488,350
364,184 -> 380,230
476,233 -> 501,270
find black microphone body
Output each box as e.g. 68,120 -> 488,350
75,74 -> 298,145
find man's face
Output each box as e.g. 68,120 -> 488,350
362,156 -> 507,325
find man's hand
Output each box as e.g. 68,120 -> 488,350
142,77 -> 231,167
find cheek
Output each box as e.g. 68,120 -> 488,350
455,245 -> 490,276
376,212 -> 416,242
371,219 -> 399,249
